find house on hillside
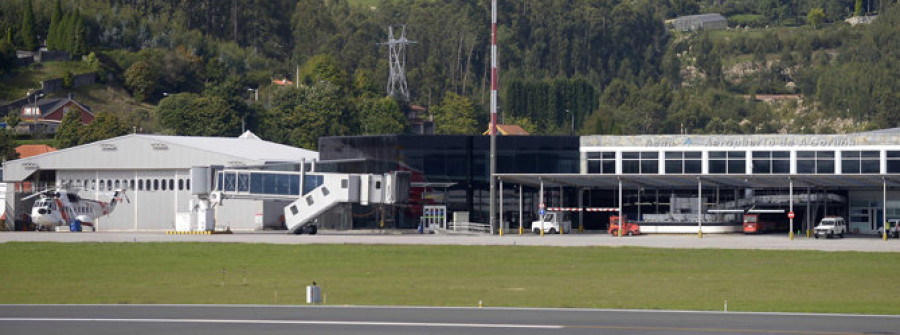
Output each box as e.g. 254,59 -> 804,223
673,13 -> 728,31
483,124 -> 530,136
16,95 -> 94,135
15,144 -> 56,159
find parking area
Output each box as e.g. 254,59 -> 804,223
2,231 -> 900,252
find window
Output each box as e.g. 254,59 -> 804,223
796,151 -> 835,174
664,151 -> 701,174
129,180 -> 135,190
587,152 -> 616,174
888,151 -> 900,173
179,179 -> 184,191
99,180 -> 105,191
186,179 -> 191,191
161,179 -> 167,191
708,151 -> 746,174
138,179 -> 143,191
341,179 -> 349,188
752,151 -> 790,174
290,205 -> 298,215
322,187 -> 330,196
622,152 -> 658,174
842,151 -> 880,174
305,196 -> 314,206
169,179 -> 175,191
153,179 -> 159,191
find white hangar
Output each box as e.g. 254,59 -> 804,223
2,132 -> 318,231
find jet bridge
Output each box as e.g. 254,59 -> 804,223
194,166 -> 410,233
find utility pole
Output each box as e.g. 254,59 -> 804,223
489,0 -> 498,235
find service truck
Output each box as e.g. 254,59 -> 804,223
531,211 -> 572,234
813,216 -> 847,239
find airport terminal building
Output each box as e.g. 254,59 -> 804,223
4,128 -> 900,235
322,129 -> 900,235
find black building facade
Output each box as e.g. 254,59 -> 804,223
318,135 -> 579,229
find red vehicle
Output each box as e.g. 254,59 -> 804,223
609,215 -> 641,236
742,213 -> 789,234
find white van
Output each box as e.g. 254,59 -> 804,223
814,216 -> 847,239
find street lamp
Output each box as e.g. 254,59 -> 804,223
247,88 -> 258,102
565,109 -> 574,136
27,92 -> 44,130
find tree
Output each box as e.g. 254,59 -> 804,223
48,0 -> 62,50
0,130 -> 19,161
124,61 -> 158,102
78,112 -> 127,145
5,110 -> 21,129
298,54 -> 349,94
0,35 -> 15,75
433,92 -> 478,135
71,11 -> 87,57
855,0 -> 863,16
808,8 -> 825,29
54,109 -> 82,149
21,0 -> 37,51
156,93 -> 199,135
357,96 -> 405,135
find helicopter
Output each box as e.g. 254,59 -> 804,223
24,187 -> 128,231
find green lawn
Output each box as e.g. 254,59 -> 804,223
0,242 -> 898,314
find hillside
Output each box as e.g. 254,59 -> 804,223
0,0 -> 898,154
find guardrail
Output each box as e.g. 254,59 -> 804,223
442,221 -> 490,234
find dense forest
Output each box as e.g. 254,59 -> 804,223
0,0 -> 899,152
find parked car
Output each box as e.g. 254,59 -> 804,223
814,216 -> 846,239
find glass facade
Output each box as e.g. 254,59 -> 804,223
664,151 -> 702,174
587,152 -> 616,174
318,135 -> 579,228
708,151 -> 746,174
841,150 -> 880,174
796,151 -> 835,174
752,151 -> 790,174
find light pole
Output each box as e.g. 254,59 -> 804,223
28,92 -> 44,132
247,88 -> 258,102
565,109 -> 574,136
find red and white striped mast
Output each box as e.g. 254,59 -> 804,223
489,0 -> 498,235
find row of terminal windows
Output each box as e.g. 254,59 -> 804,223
60,178 -> 191,192
588,150 -> 900,174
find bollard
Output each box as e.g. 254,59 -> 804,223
518,225 -> 523,235
478,300 -> 482,308
790,231 -> 794,240
499,227 -> 503,237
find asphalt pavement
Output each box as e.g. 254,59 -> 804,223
1,305 -> 897,335
2,230 -> 900,252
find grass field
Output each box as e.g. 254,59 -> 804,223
0,242 -> 898,314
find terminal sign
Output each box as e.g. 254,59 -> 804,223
788,211 -> 795,219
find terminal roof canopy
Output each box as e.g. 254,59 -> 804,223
2,132 -> 318,182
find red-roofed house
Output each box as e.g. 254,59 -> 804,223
15,144 -> 56,159
17,95 -> 94,135
483,124 -> 530,136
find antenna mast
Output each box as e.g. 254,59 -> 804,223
378,25 -> 417,102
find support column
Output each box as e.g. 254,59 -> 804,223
698,178 -> 703,238
499,179 -> 504,236
518,184 -> 524,235
789,178 -> 794,240
884,178 -> 888,241
806,187 -> 811,237
539,178 -> 545,236
618,178 -> 623,238
578,187 -> 584,233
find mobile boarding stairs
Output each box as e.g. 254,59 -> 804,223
205,167 -> 410,233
